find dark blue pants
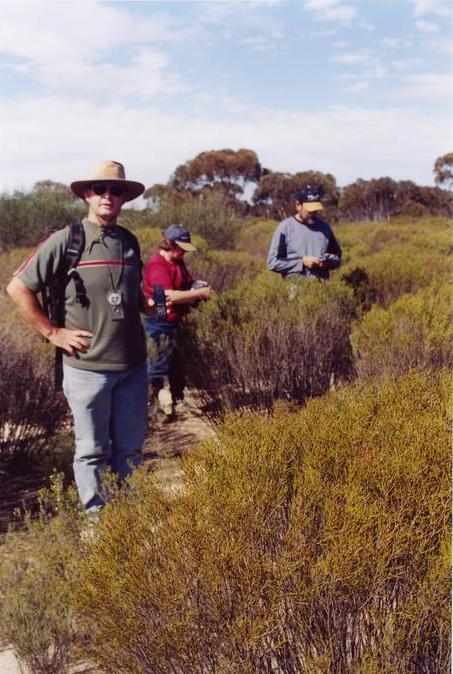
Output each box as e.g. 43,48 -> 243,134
143,318 -> 185,403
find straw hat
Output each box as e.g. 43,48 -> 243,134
70,160 -> 145,202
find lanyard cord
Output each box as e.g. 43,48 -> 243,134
99,233 -> 124,292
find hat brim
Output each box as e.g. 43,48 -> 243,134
70,179 -> 145,202
303,201 -> 323,212
175,240 -> 197,252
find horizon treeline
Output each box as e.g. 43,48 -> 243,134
0,148 -> 452,250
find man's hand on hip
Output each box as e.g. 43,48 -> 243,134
47,327 -> 93,356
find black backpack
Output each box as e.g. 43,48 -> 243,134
41,222 -> 142,389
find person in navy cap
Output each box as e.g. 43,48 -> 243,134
267,185 -> 342,280
143,224 -> 213,419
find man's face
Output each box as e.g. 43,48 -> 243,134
295,201 -> 318,221
169,243 -> 186,260
84,182 -> 126,223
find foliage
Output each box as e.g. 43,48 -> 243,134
339,178 -> 453,222
0,322 -> 68,458
145,148 -> 264,214
31,180 -> 76,201
188,249 -> 264,293
144,190 -> 242,250
0,475 -> 82,674
352,281 -> 453,379
74,371 -> 451,674
0,191 -> 84,250
337,217 -> 452,308
356,243 -> 451,307
179,273 -> 356,417
252,170 -> 338,220
236,217 -> 278,259
434,152 -> 453,189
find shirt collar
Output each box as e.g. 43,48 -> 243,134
83,217 -> 119,253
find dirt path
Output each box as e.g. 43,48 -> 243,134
143,399 -> 214,492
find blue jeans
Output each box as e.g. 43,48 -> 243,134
62,361 -> 148,512
144,318 -> 185,403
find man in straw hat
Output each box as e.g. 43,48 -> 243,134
7,160 -> 150,519
267,185 -> 342,280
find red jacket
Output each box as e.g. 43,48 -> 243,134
144,252 -> 193,322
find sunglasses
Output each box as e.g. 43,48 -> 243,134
90,182 -> 125,197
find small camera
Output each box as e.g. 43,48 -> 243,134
190,280 -> 209,307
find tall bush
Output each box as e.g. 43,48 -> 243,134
0,192 -> 84,250
147,191 -> 242,250
0,324 -> 68,458
0,476 -> 82,674
352,281 -> 453,379
180,273 -> 356,416
74,370 -> 451,673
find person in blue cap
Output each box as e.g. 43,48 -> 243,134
143,224 -> 213,419
267,185 -> 342,279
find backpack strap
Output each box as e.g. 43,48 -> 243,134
53,222 -> 87,390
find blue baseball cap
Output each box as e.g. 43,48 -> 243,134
164,224 -> 196,251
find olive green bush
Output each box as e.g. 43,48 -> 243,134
189,249 -> 264,292
180,273 -> 356,416
352,281 -> 453,379
147,192 -> 242,250
236,218 -> 277,259
74,371 -> 451,673
0,323 -> 68,457
357,244 -> 452,307
0,475 -> 82,674
0,192 -> 84,250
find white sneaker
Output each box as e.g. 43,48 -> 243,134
157,387 -> 173,415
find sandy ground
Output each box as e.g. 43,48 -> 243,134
0,392 -> 213,674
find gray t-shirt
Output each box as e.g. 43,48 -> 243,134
267,215 -> 342,279
15,218 -> 146,371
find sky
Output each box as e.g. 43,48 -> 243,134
0,0 -> 452,196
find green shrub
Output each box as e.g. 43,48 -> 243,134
236,218 -> 277,258
0,192 -> 84,250
74,370 -> 451,673
352,281 -> 453,379
188,249 -> 264,292
179,272 -> 356,416
0,475 -> 82,674
0,323 -> 68,458
361,245 -> 452,306
147,192 -> 242,250
337,217 -> 452,270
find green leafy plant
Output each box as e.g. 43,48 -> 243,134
0,474 -> 83,674
73,370 -> 451,674
180,273 -> 356,417
352,281 -> 453,379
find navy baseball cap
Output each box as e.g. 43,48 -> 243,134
295,185 -> 323,212
164,224 -> 196,252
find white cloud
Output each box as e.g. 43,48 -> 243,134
332,40 -> 351,49
380,37 -> 412,49
331,49 -> 373,64
393,58 -> 424,70
416,19 -> 439,31
304,0 -> 357,25
410,0 -> 453,17
0,96 -> 450,191
399,73 -> 453,102
0,2 -> 198,99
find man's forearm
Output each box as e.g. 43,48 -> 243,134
6,277 -> 57,340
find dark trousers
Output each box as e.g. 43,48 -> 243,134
143,318 -> 185,403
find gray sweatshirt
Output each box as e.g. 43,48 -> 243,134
267,215 -> 342,280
